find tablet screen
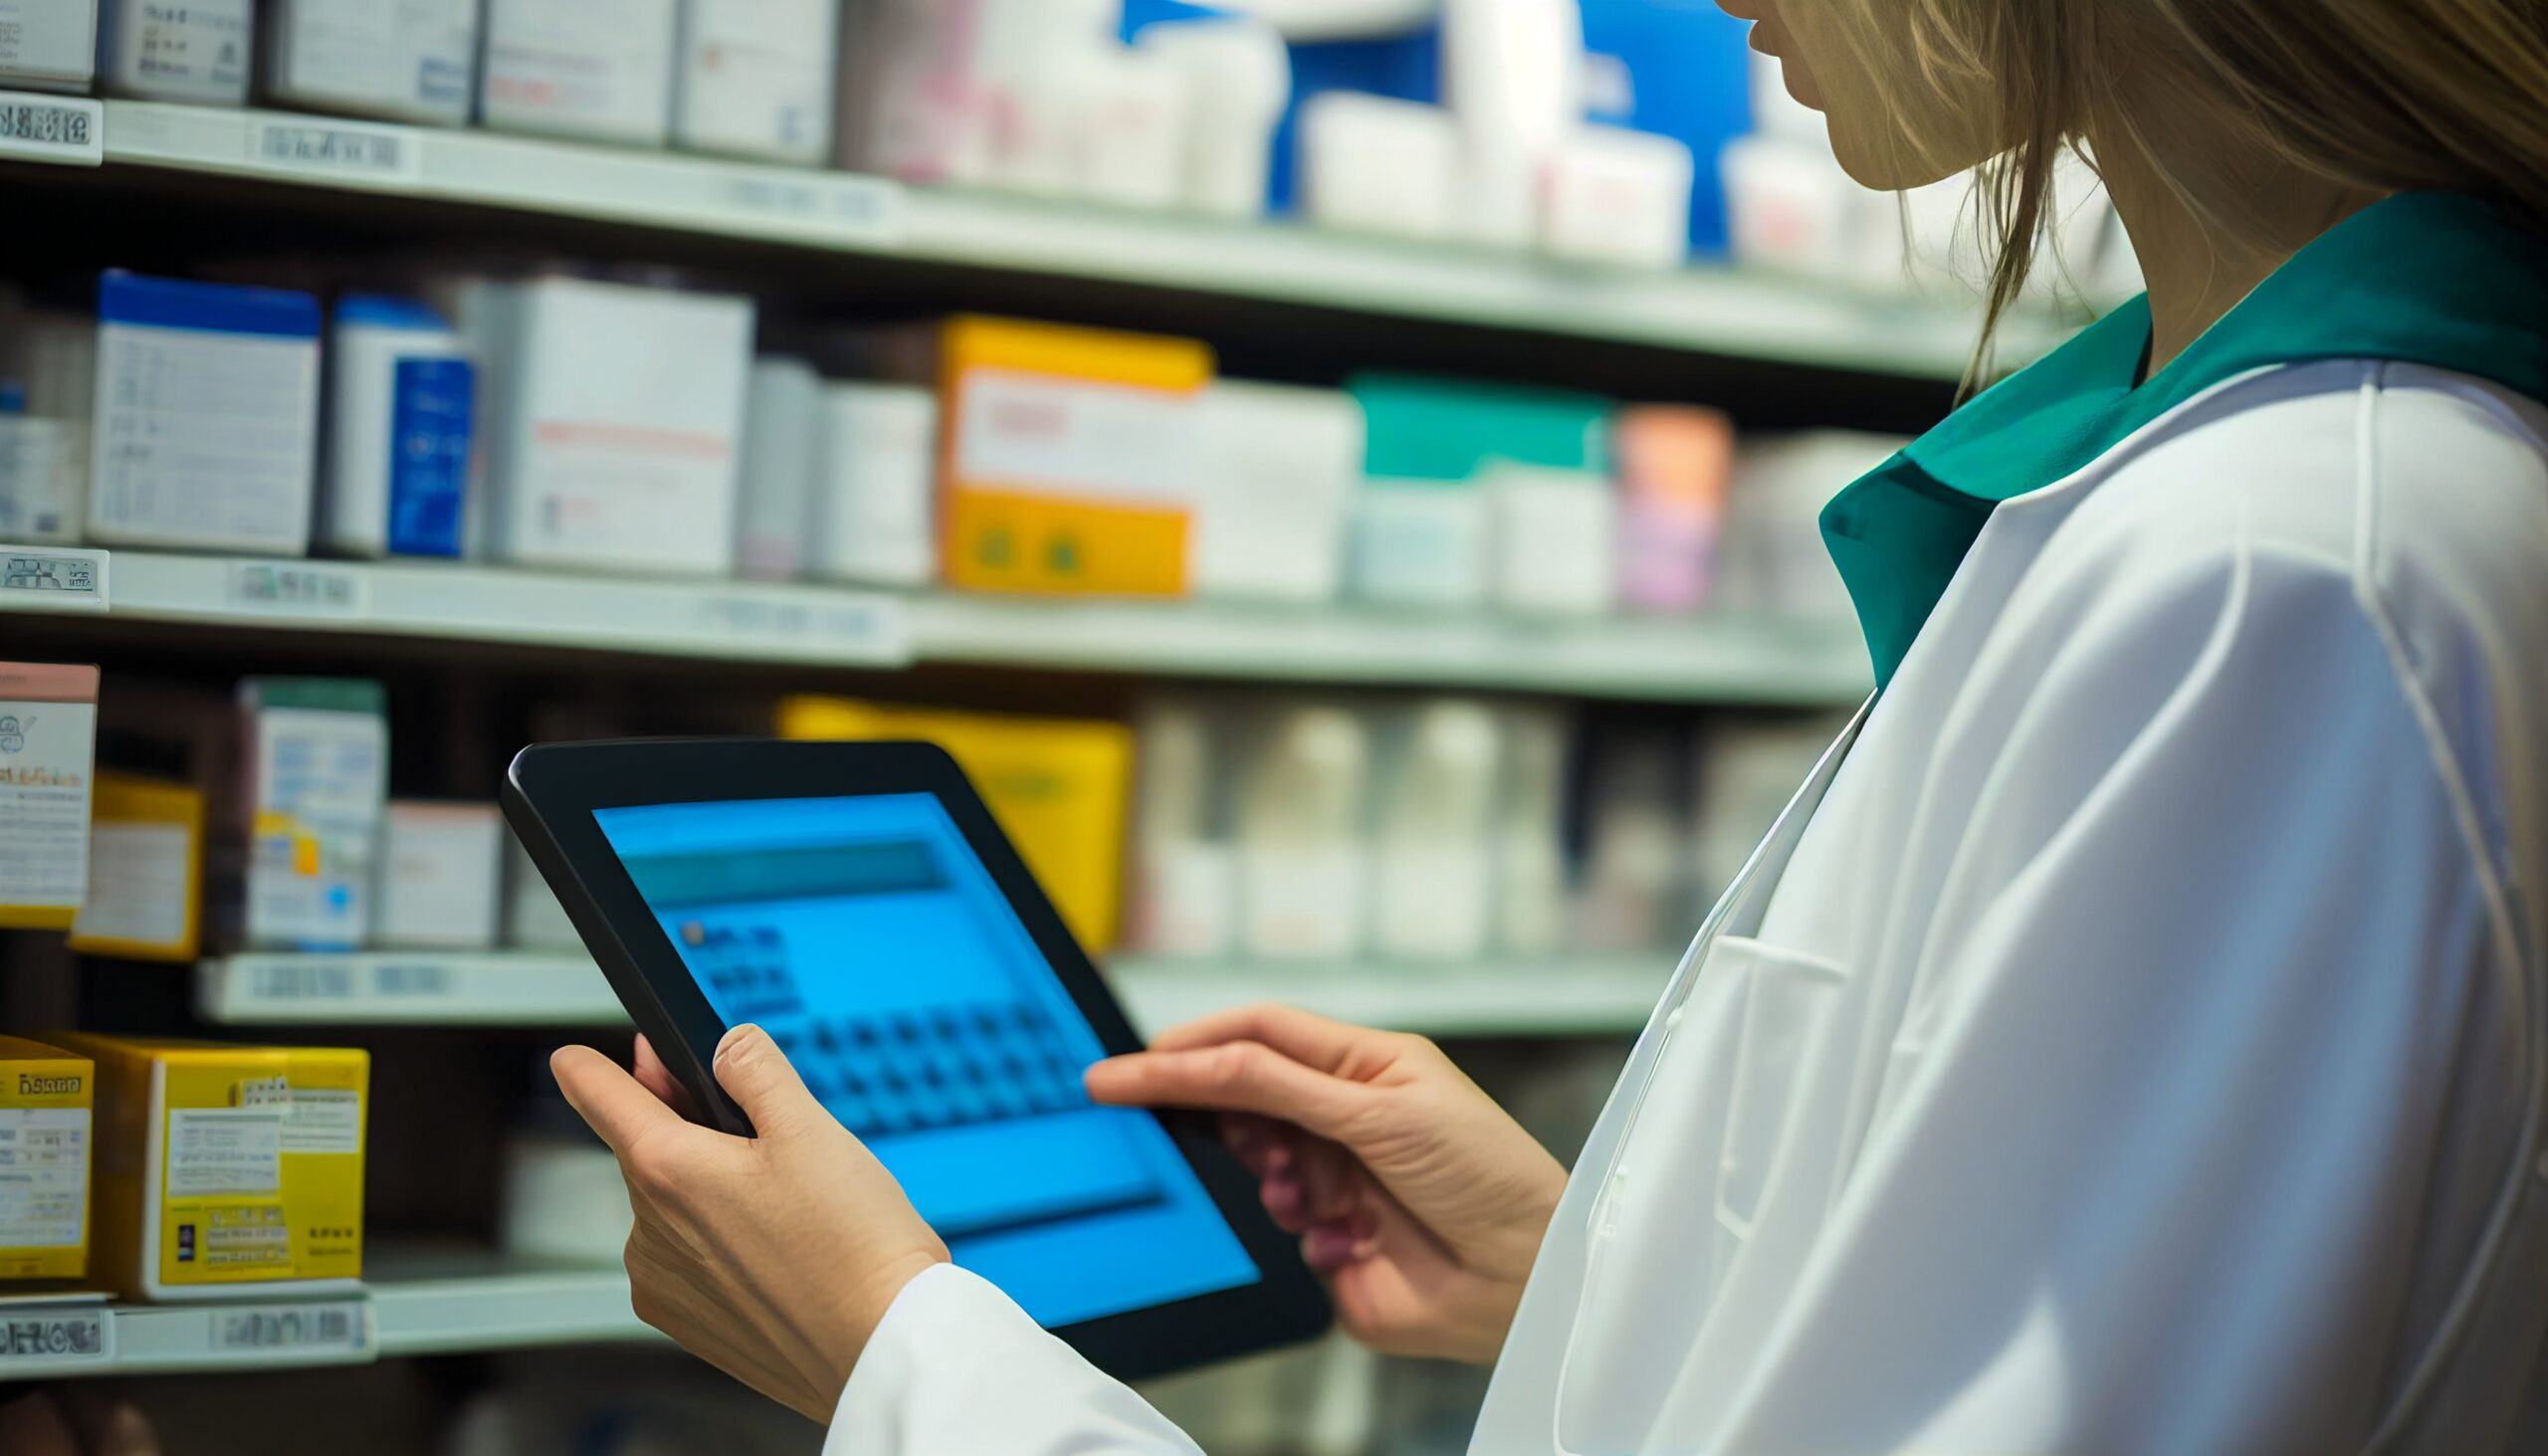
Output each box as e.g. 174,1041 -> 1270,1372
588,792 -> 1262,1329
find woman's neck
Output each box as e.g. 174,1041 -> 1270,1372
2088,131 -> 2387,378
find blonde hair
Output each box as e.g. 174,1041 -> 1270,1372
1851,0 -> 2548,377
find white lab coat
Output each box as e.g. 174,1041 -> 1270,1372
824,359 -> 2548,1454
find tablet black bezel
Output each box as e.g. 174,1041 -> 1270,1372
502,736 -> 1333,1380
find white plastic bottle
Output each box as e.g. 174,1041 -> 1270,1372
1439,0 -> 1586,248
1237,706 -> 1371,960
1130,700 -> 1236,958
1374,700 -> 1501,961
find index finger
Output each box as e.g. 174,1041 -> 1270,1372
1145,1003 -> 1378,1074
551,1044 -> 695,1159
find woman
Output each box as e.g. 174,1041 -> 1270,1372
552,1 -> 2548,1449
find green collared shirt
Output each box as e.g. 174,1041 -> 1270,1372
1823,192 -> 2548,687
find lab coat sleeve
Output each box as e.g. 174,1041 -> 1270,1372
823,1264 -> 1202,1456
1710,545 -> 2528,1452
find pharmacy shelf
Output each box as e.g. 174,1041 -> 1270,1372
45,99 -> 2064,380
0,549 -> 1874,706
196,951 -> 1671,1038
368,1246 -> 655,1357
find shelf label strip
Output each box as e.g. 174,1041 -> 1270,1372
0,1305 -> 114,1370
0,92 -> 104,166
0,546 -> 108,611
208,1300 -> 373,1356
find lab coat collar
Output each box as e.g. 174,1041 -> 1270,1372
1823,191 -> 2548,686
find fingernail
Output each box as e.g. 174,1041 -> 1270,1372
715,1024 -> 762,1065
1303,1224 -> 1359,1268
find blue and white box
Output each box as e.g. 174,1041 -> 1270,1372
319,296 -> 474,559
88,271 -> 322,555
264,0 -> 480,126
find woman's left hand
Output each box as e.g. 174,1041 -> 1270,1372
550,1026 -> 950,1422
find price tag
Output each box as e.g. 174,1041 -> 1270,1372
369,960 -> 454,998
723,172 -> 905,245
224,561 -> 370,619
210,1300 -> 370,1356
696,592 -> 909,665
0,546 -> 108,611
245,958 -> 358,1002
246,117 -> 420,184
0,1306 -> 112,1370
0,92 -> 103,165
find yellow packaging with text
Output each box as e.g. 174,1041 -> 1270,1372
779,697 -> 1132,951
934,315 -> 1213,596
0,1036 -> 93,1282
46,1035 -> 365,1299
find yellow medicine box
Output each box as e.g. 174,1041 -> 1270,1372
0,1036 -> 93,1282
929,315 -> 1214,597
778,696 -> 1133,951
44,1035 -> 366,1300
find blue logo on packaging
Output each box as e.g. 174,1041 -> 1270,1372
387,357 -> 474,558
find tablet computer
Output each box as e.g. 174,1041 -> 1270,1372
500,737 -> 1330,1379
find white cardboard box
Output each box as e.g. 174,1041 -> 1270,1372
99,0 -> 252,104
673,0 -> 838,164
465,278 -> 753,577
264,0 -> 480,125
0,0 -> 98,92
807,380 -> 938,587
1193,380 -> 1361,604
480,0 -> 679,146
376,801 -> 503,950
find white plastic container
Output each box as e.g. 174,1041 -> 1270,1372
1299,92 -> 1461,242
733,357 -> 823,581
1193,380 -> 1363,604
673,0 -> 839,164
0,312 -> 94,545
0,0 -> 98,93
375,801 -> 504,950
1135,15 -> 1290,219
1485,464 -> 1617,616
1237,707 -> 1370,960
1373,701 -> 1500,961
462,277 -> 753,578
1129,700 -> 1235,958
100,0 -> 252,104
1073,43 -> 1187,209
1440,0 -> 1584,248
319,296 -> 474,559
263,0 -> 480,125
807,380 -> 939,588
479,0 -> 679,147
89,272 -> 321,556
1541,125 -> 1695,271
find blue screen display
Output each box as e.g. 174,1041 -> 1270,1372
590,793 -> 1261,1328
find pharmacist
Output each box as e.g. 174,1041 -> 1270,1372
550,0 -> 2548,1450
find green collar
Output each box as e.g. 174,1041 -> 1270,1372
1823,191 -> 2548,686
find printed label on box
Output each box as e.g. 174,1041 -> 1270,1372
166,1107 -> 283,1197
954,370 -> 1199,505
0,697 -> 95,917
0,1107 -> 90,1249
73,822 -> 191,949
280,1089 -> 362,1155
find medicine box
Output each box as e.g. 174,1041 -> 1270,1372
1192,381 -> 1361,604
479,0 -> 680,146
0,662 -> 99,933
734,358 -> 822,581
89,272 -> 321,557
922,315 -> 1213,596
263,0 -> 479,125
465,278 -> 753,578
0,1036 -> 93,1283
238,678 -> 387,952
0,0 -> 97,93
46,1035 -> 366,1300
807,380 -> 939,588
100,0 -> 252,104
375,801 -> 504,950
320,296 -> 474,560
778,696 -> 1133,951
674,0 -> 839,164
0,311 -> 98,546
70,773 -> 206,964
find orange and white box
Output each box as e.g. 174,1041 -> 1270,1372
928,315 -> 1213,596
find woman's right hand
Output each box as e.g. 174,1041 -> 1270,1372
1085,1003 -> 1567,1364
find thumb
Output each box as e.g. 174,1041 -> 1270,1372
713,1024 -> 822,1139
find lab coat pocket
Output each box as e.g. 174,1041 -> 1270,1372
1709,936 -> 1850,1276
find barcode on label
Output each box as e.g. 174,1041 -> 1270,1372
0,92 -> 103,165
698,594 -> 907,662
0,100 -> 92,148
213,1303 -> 365,1352
249,960 -> 356,1000
226,562 -> 367,617
372,961 -> 452,997
0,1310 -> 109,1363
251,121 -> 413,180
1,548 -> 106,604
